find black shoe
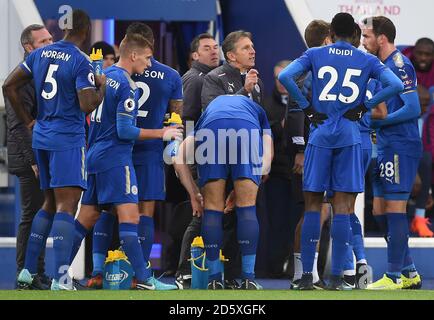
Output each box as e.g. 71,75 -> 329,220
240,279 -> 262,290
313,278 -> 327,290
289,279 -> 300,290
38,274 -> 52,288
326,275 -> 353,291
224,279 -> 240,290
355,263 -> 368,289
17,275 -> 49,290
72,278 -> 92,290
175,274 -> 192,290
296,273 -> 314,290
343,274 -> 356,288
208,280 -> 224,290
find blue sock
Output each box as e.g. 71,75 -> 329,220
343,244 -> 355,273
301,211 -> 321,274
386,213 -> 409,279
52,212 -> 75,281
331,214 -> 351,276
69,220 -> 89,264
236,206 -> 259,280
350,213 -> 366,262
119,223 -> 148,282
24,209 -> 54,274
138,216 -> 154,265
92,211 -> 115,276
201,209 -> 223,281
402,244 -> 417,277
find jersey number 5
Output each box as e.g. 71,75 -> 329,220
42,64 -> 59,100
318,66 -> 361,104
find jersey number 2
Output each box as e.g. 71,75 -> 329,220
318,66 -> 361,104
136,81 -> 150,118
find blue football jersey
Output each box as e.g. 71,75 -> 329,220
376,50 -> 422,156
131,58 -> 183,164
195,95 -> 271,133
20,40 -> 96,150
296,40 -> 387,148
358,79 -> 381,149
86,65 -> 139,174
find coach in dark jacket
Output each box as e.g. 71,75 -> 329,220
4,24 -> 52,288
174,34 -> 221,288
201,30 -> 265,288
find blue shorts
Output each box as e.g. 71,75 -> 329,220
325,147 -> 372,199
196,119 -> 263,187
135,163 -> 165,201
81,165 -> 138,205
34,147 -> 87,190
373,152 -> 420,200
304,144 -> 364,193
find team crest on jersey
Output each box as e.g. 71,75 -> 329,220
124,98 -> 135,112
393,53 -> 404,68
88,72 -> 95,86
131,185 -> 138,195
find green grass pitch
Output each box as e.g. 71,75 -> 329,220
1,289 -> 434,300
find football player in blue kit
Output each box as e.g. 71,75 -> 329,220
4,10 -> 106,290
85,23 -> 190,290
361,16 -> 423,290
174,94 -> 273,290
278,12 -> 404,290
69,33 -> 186,290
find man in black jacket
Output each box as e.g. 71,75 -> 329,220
4,24 -> 52,289
182,33 -> 220,123
263,60 -> 306,277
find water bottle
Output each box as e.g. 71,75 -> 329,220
164,113 -> 183,158
190,236 -> 209,289
90,48 -> 104,76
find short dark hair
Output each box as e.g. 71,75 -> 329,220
68,9 -> 91,36
331,12 -> 356,39
190,33 -> 214,53
415,37 -> 434,50
90,41 -> 115,57
362,16 -> 396,43
120,33 -> 154,56
126,22 -> 154,43
222,30 -> 252,62
20,24 -> 45,47
304,20 -> 330,48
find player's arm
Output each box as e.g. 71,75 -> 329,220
367,69 -> 404,109
117,112 -> 182,141
262,132 -> 274,177
2,66 -> 34,127
371,91 -> 420,127
169,73 -> 183,115
173,136 -> 204,217
371,102 -> 387,119
77,79 -> 106,114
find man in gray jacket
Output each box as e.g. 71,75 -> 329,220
4,24 -> 52,289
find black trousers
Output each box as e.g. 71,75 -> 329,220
15,169 -> 45,274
